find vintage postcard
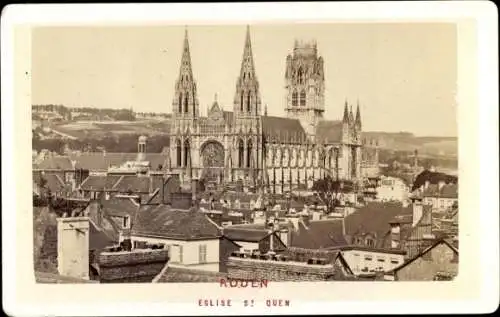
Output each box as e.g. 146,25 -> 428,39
2,1 -> 499,316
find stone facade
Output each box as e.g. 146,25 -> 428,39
168,26 -> 368,192
97,248 -> 169,283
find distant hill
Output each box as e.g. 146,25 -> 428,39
362,131 -> 457,157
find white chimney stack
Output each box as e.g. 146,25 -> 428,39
57,217 -> 90,280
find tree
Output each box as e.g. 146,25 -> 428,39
311,175 -> 345,213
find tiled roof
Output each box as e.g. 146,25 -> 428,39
101,198 -> 138,217
344,202 -> 413,246
33,173 -> 66,193
80,175 -> 121,191
154,264 -> 227,283
132,205 -> 222,240
89,219 -> 118,251
67,153 -> 170,171
388,238 -> 458,274
223,227 -> 270,242
290,219 -> 348,249
37,156 -> 74,170
422,184 -> 458,199
315,120 -> 343,143
113,175 -> 151,193
262,116 -> 307,142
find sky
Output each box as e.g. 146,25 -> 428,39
32,23 -> 457,137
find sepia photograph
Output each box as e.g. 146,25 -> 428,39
2,2 -> 498,316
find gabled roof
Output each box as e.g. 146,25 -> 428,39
344,202 -> 413,245
223,227 -> 271,242
290,219 -> 348,249
113,175 -> 151,193
262,116 -> 307,142
154,264 -> 227,283
132,205 -> 222,240
80,175 -> 122,191
315,120 -> 343,143
33,172 -> 66,193
388,238 -> 458,274
66,153 -> 170,171
100,198 -> 138,217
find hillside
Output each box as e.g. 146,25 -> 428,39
362,131 -> 457,157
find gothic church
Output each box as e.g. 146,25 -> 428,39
168,26 -> 364,193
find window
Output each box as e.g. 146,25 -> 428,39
184,94 -> 189,113
123,216 -> 130,229
298,67 -> 304,84
247,140 -> 253,168
178,93 -> 183,113
176,139 -> 182,167
377,258 -> 385,263
240,93 -> 244,112
199,244 -> 207,264
292,91 -> 298,107
390,258 -> 399,265
238,140 -> 244,168
366,238 -> 375,247
364,256 -> 372,261
247,93 -> 251,113
183,140 -> 190,167
300,90 -> 306,106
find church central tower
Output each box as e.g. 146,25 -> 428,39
284,40 -> 325,138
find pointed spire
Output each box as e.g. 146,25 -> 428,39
355,100 -> 362,128
240,25 -> 256,79
342,99 -> 349,123
264,104 -> 268,116
214,93 -> 218,102
179,26 -> 193,79
349,105 -> 355,123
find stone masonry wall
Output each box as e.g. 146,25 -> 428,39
227,257 -> 335,281
98,249 -> 169,283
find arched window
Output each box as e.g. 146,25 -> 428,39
247,93 -> 251,113
247,139 -> 253,168
292,90 -> 298,107
300,90 -> 306,106
298,67 -> 304,84
178,93 -> 183,113
183,139 -> 190,167
176,139 -> 182,167
184,94 -> 189,113
238,139 -> 244,167
240,93 -> 244,112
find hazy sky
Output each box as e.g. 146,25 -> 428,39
32,23 -> 457,136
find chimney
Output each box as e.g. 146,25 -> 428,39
389,221 -> 401,249
300,214 -> 310,228
57,216 -> 90,280
412,198 -> 423,226
424,180 -> 430,189
438,180 -> 445,191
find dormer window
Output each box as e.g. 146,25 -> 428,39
123,216 -> 130,229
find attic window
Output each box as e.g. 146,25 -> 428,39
123,216 -> 130,229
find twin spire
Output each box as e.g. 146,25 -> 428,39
343,99 -> 362,128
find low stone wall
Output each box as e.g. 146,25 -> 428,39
98,248 -> 169,283
227,257 -> 335,281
